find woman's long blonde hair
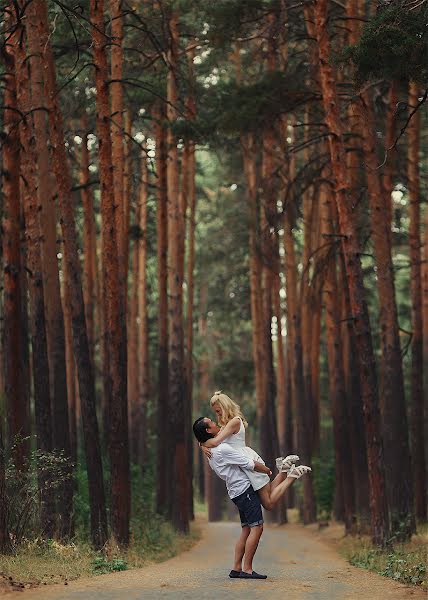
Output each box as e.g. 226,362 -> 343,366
210,391 -> 248,428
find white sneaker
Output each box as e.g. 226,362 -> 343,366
287,464 -> 312,479
276,454 -> 300,472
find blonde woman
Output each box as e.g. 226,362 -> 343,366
200,391 -> 311,511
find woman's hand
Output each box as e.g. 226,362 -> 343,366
199,444 -> 212,460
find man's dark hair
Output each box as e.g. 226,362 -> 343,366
193,417 -> 214,444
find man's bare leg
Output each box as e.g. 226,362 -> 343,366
242,525 -> 263,574
233,526 -> 250,572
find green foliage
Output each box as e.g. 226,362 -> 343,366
91,556 -> 128,574
205,0 -> 270,46
312,455 -> 335,519
379,553 -> 426,586
349,547 -> 427,587
343,7 -> 428,85
198,72 -> 311,137
2,439 -> 74,549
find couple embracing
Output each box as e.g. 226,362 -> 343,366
193,391 -> 312,581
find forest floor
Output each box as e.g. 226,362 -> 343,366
1,516 -> 425,600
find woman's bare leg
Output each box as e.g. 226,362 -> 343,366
257,474 -> 296,510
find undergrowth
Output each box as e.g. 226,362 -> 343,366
0,460 -> 200,586
339,529 -> 427,588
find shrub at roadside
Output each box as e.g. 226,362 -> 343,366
340,532 -> 427,588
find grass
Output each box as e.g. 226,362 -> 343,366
0,516 -> 201,587
338,526 -> 427,589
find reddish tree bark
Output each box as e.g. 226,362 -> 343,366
62,264 -> 77,465
26,1 -> 73,538
383,81 -> 398,238
284,204 -> 316,524
34,0 -> 108,548
407,81 -> 427,520
123,110 -> 133,283
166,11 -> 189,533
242,133 -> 265,413
110,0 -> 125,271
80,120 -> 97,369
91,0 -> 130,544
137,153 -> 150,470
2,29 -> 30,470
356,92 -> 414,538
423,205 -> 428,483
128,202 -> 140,464
12,8 -> 55,536
314,0 -> 389,545
320,178 -> 356,533
154,102 -> 171,517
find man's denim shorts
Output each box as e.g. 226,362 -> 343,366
232,485 -> 264,528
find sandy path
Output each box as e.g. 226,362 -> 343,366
4,520 -> 425,600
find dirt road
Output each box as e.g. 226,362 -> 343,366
4,521 -> 425,600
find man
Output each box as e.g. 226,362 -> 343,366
193,416 -> 311,580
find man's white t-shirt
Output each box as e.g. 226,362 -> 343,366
208,442 -> 255,499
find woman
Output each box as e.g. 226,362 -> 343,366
200,391 -> 311,510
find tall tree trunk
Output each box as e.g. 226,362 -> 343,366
184,69 -> 197,519
123,110 -> 133,286
80,120 -> 97,369
12,9 -> 55,536
283,205 -> 316,524
300,136 -> 315,456
357,92 -> 414,538
339,253 -> 370,529
242,134 -> 267,430
91,0 -> 130,545
198,280 -> 225,520
186,140 -> 197,421
340,0 -> 371,531
128,206 -> 140,465
62,265 -> 77,465
26,2 -> 73,538
2,32 -> 30,470
273,263 -> 286,455
110,0 -> 125,273
310,289 -> 322,455
313,0 -> 389,546
260,108 -> 281,522
166,11 -> 189,533
320,178 -> 356,533
407,81 -> 427,521
137,152 -> 150,468
383,80 -> 398,238
35,0 -> 107,548
423,204 -> 428,485
154,102 -> 170,517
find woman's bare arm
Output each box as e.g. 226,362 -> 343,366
203,417 -> 241,447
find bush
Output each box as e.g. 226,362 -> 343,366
345,538 -> 427,588
1,438 -> 73,550
312,456 -> 335,519
91,557 -> 127,574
